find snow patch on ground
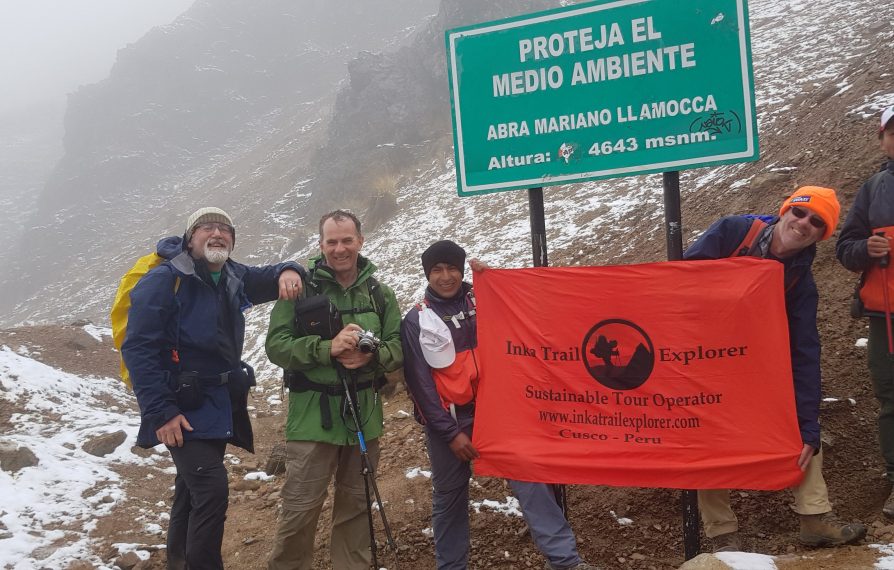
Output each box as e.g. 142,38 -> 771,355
82,324 -> 112,342
873,543 -> 894,569
405,467 -> 432,479
471,496 -> 523,517
0,347 -> 161,569
610,510 -> 633,526
716,551 -> 777,569
245,471 -> 275,482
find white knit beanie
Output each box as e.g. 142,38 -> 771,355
185,207 -> 235,243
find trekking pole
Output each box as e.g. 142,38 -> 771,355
876,231 -> 894,355
337,364 -> 399,569
357,421 -> 378,570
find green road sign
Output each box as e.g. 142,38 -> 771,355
446,0 -> 758,196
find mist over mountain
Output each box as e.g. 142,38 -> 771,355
0,101 -> 64,266
1,0 -> 442,324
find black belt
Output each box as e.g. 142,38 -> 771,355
284,371 -> 386,430
193,361 -> 255,388
198,371 -> 232,386
176,370 -> 231,387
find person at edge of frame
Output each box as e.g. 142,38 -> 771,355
836,106 -> 894,517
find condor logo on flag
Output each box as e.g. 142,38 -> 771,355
471,257 -> 804,490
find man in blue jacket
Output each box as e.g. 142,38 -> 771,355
685,187 -> 865,552
400,240 -> 595,570
122,207 -> 303,570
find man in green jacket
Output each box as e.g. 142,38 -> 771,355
265,210 -> 403,570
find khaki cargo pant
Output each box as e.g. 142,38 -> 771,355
698,448 -> 832,538
268,439 -> 380,570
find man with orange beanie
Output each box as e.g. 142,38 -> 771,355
684,186 -> 866,552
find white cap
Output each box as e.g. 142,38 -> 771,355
418,306 -> 455,369
881,106 -> 894,133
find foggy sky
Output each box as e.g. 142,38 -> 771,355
0,0 -> 193,115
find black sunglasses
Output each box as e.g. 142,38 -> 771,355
790,206 -> 825,229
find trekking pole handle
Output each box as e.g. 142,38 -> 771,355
355,430 -> 368,454
876,232 -> 890,269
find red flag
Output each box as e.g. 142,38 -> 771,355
472,258 -> 804,490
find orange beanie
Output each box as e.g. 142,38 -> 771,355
779,186 -> 840,241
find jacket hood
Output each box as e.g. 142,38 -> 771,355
156,235 -> 203,276
156,236 -> 184,260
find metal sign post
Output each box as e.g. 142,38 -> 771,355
528,186 -> 569,516
663,170 -> 700,558
663,171 -> 683,261
529,187 -> 548,267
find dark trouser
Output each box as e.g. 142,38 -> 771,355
869,317 -> 894,482
426,415 -> 582,570
509,480 -> 582,569
427,417 -> 474,570
167,439 -> 229,570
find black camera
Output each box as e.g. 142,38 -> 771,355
294,295 -> 343,340
174,371 -> 204,411
355,329 -> 381,353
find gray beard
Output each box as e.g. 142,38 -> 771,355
204,244 -> 230,265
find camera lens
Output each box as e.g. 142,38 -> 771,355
355,330 -> 380,353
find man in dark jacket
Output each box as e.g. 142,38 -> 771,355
122,207 -> 303,570
685,187 -> 865,552
836,105 -> 894,517
401,240 -> 595,570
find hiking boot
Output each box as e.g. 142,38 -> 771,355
884,488 -> 894,518
799,512 -> 867,547
711,531 -> 741,553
